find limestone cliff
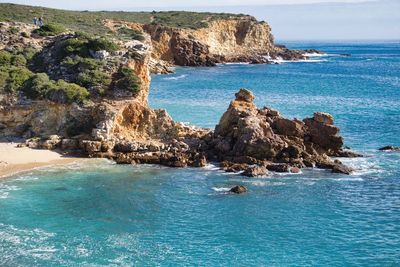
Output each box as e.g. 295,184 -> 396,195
105,17 -> 305,68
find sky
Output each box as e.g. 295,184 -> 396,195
1,0 -> 399,40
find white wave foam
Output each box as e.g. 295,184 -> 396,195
337,157 -> 385,176
221,170 -> 244,175
218,62 -> 250,65
203,164 -> 220,171
212,187 -> 231,192
298,59 -> 327,63
0,184 -> 20,199
273,171 -> 303,176
252,181 -> 287,186
264,55 -> 327,64
336,177 -> 364,181
163,74 -> 187,80
303,52 -> 328,57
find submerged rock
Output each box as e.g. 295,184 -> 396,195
230,185 -> 247,194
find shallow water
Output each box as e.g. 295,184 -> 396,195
1,42 -> 400,266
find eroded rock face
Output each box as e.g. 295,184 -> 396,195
209,88 -> 356,174
108,18 -> 311,67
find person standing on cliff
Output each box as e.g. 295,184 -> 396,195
38,17 -> 44,27
33,17 -> 38,26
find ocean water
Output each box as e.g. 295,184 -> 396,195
1,42 -> 400,266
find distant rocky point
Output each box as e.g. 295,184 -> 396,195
379,146 -> 400,151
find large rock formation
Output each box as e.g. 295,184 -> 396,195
207,89 -> 354,174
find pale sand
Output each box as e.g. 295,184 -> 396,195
0,142 -> 78,178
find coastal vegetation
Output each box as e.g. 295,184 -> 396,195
114,66 -> 141,94
117,27 -> 145,41
0,28 -> 140,103
32,23 -> 66,36
22,73 -> 89,104
0,3 -> 252,34
0,48 -> 90,103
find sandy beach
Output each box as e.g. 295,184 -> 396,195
0,142 -> 78,178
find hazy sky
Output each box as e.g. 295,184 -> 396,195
1,0 -> 399,40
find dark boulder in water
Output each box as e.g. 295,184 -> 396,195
230,185 -> 247,194
332,163 -> 354,175
289,167 -> 301,173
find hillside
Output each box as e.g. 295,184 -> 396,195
0,3 -> 252,34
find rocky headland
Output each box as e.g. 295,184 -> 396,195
105,17 -> 310,71
0,15 -> 359,177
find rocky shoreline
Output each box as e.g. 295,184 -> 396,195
0,20 -> 352,177
18,89 -> 361,176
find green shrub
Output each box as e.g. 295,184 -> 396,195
21,47 -> 37,61
117,27 -> 145,41
6,67 -> 32,93
33,23 -> 66,36
10,54 -> 27,66
77,69 -> 111,88
22,73 -> 89,103
87,37 -> 119,52
56,35 -> 118,62
57,38 -> 90,60
0,51 -> 11,65
114,66 -> 140,94
47,80 -> 89,104
0,70 -> 8,92
61,56 -> 99,71
60,56 -> 109,90
21,73 -> 52,99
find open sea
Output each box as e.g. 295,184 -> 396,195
1,42 -> 400,266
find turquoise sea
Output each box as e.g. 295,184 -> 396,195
1,42 -> 400,266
